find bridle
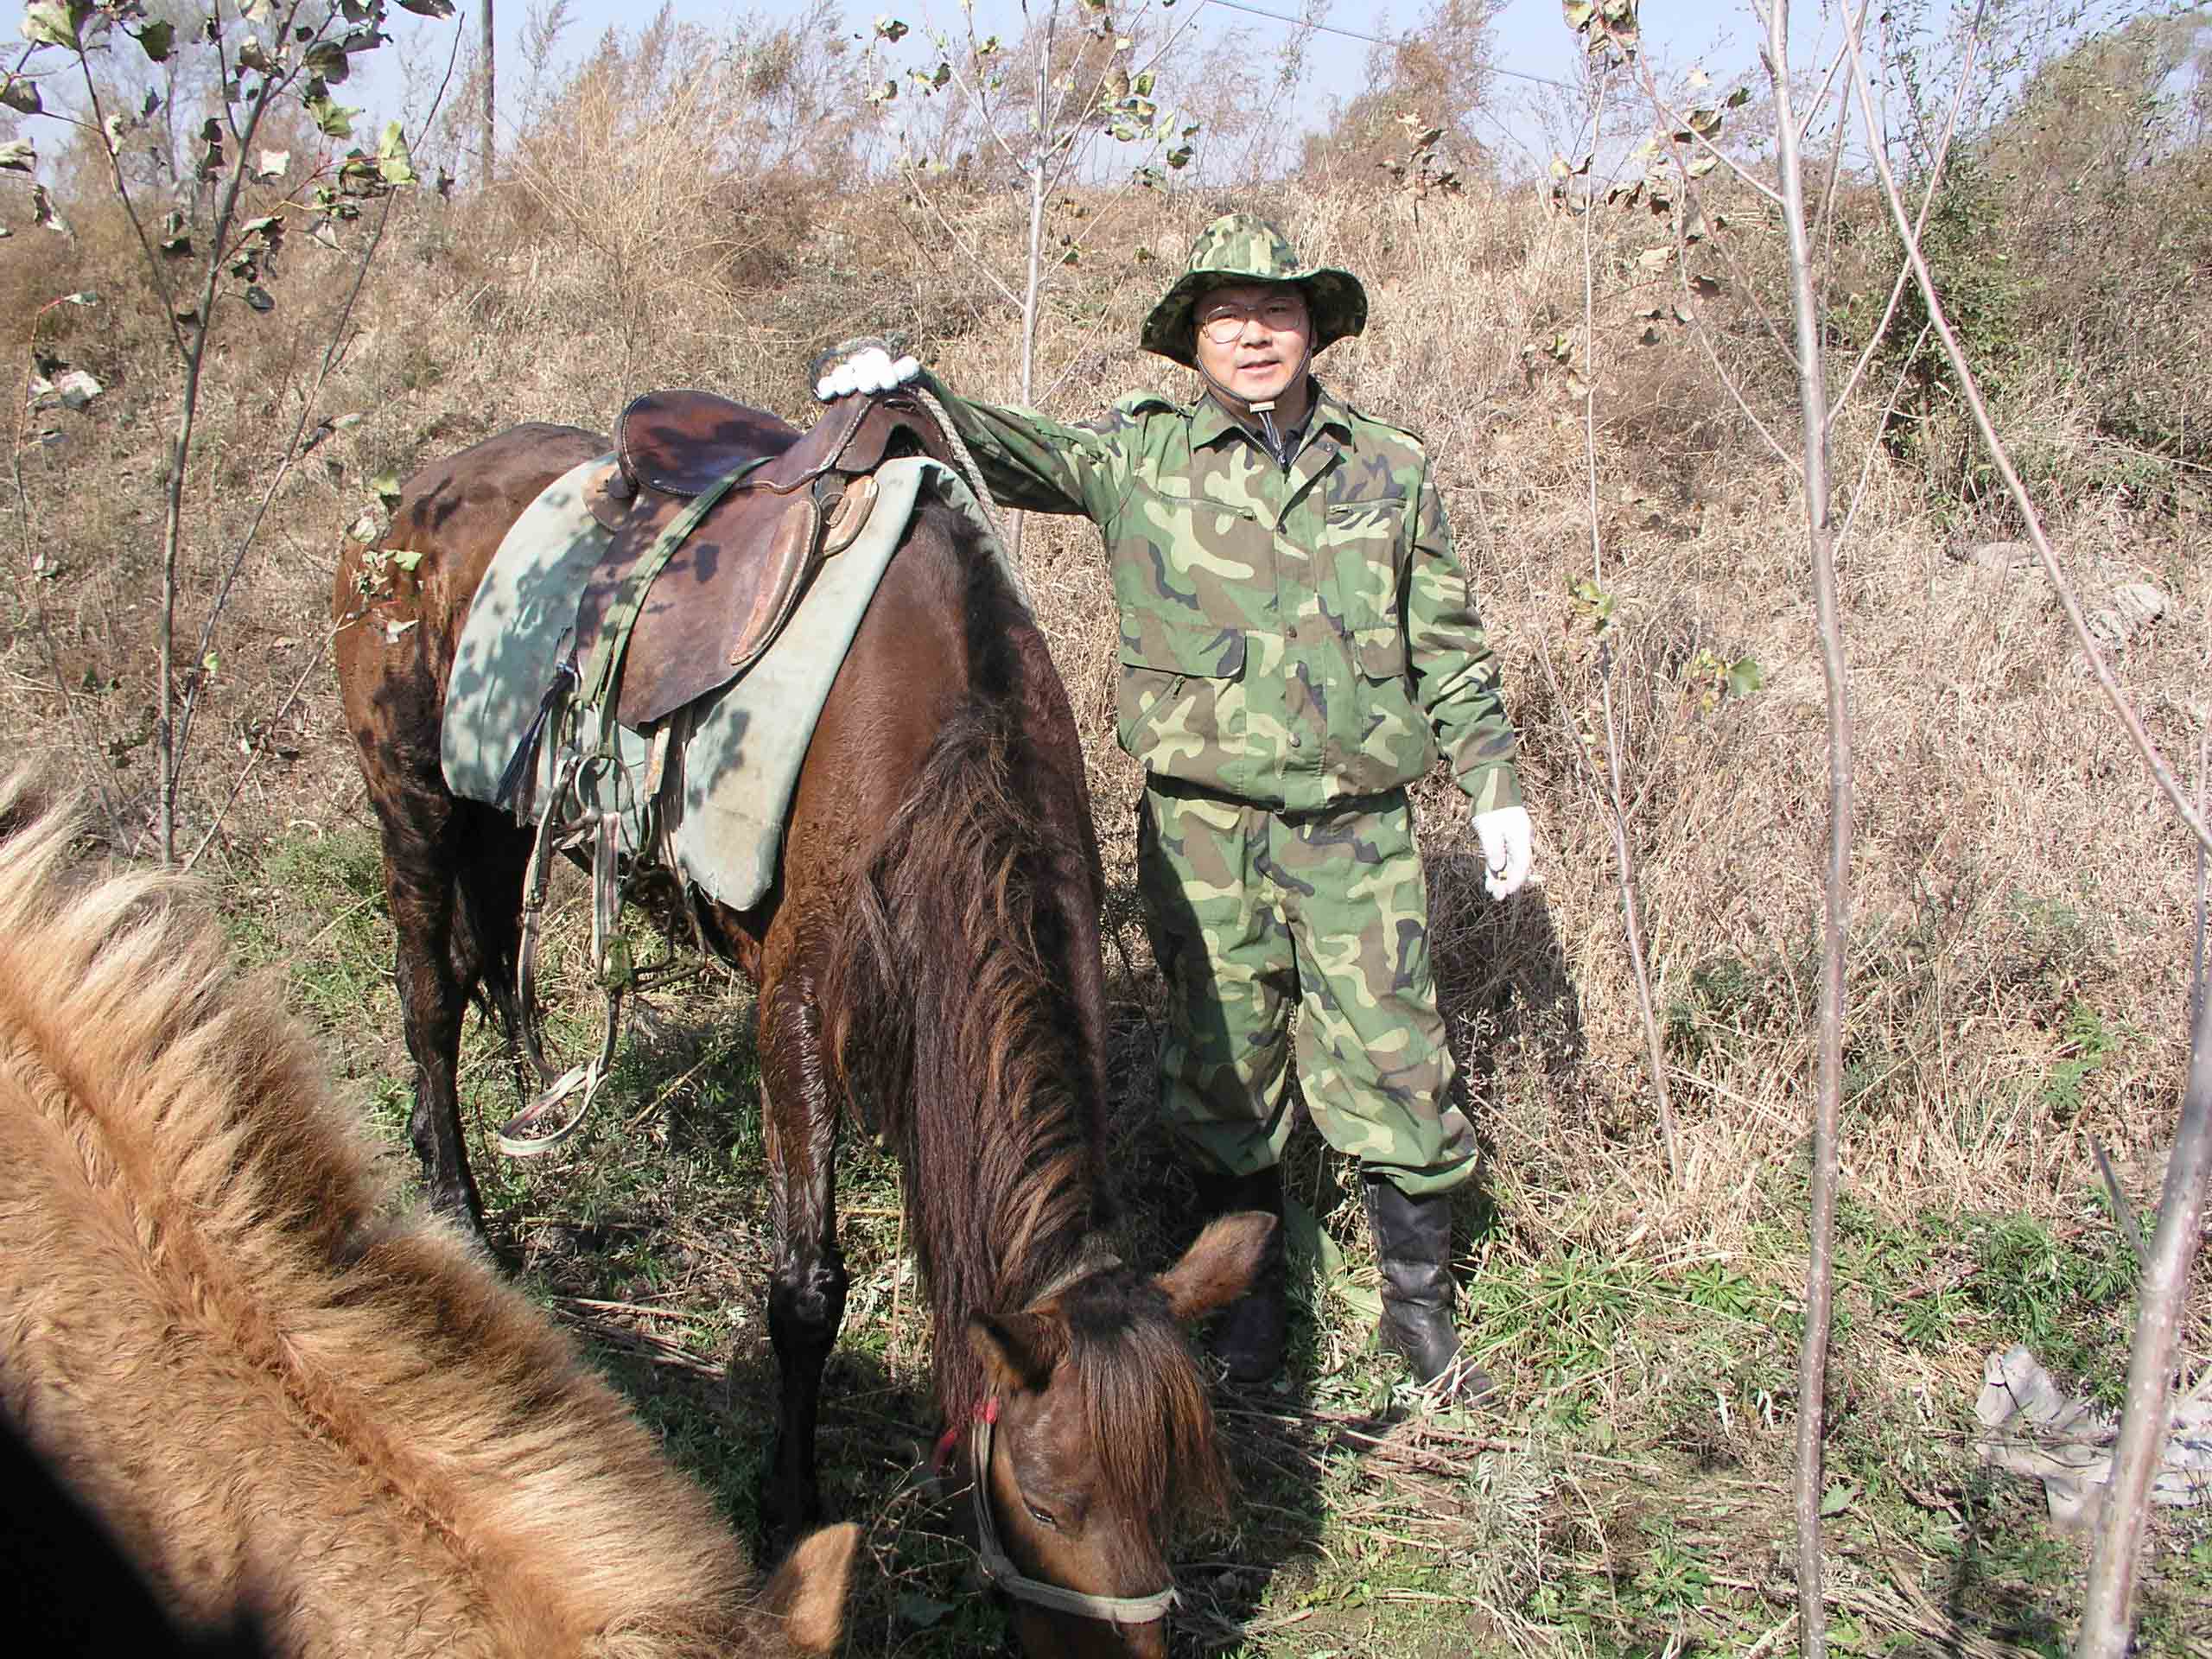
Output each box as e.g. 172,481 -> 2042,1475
935,1249 -> 1180,1628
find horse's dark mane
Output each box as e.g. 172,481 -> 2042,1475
823,500 -> 1230,1528
823,502 -> 1116,1415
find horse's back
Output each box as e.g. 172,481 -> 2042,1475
0,775 -> 839,1657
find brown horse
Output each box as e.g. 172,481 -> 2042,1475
0,772 -> 857,1658
332,415 -> 1274,1657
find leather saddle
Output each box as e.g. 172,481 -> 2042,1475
572,387 -> 955,728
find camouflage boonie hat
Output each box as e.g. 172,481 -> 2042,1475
1140,213 -> 1369,368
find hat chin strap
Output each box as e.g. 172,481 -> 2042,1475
1198,338 -> 1313,467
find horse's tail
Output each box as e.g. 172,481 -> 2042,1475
823,696 -> 1107,1400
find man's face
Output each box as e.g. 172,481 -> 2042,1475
1192,282 -> 1311,410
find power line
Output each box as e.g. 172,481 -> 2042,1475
1198,0 -> 1580,91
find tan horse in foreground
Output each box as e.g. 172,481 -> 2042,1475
0,775 -> 855,1658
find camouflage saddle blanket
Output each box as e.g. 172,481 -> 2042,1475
439,453 -> 998,910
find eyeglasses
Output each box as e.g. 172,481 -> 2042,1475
1196,296 -> 1307,344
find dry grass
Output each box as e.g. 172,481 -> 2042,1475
5,24 -> 2210,1650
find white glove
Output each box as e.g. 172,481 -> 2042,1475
1471,804 -> 1535,899
812,342 -> 921,402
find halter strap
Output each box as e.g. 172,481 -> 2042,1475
944,1246 -> 1175,1624
967,1405 -> 1179,1625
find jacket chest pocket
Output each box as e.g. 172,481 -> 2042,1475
1109,489 -> 1272,626
1321,496 -> 1408,630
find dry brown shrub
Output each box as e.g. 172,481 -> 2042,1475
5,103 -> 2201,1300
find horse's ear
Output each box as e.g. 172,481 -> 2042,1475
1154,1211 -> 1279,1322
966,1310 -> 1063,1395
761,1520 -> 860,1654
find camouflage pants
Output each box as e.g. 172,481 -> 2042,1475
1136,782 -> 1478,1199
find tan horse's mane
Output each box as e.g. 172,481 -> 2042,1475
0,773 -> 835,1657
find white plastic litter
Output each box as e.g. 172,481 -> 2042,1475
1974,1344 -> 2212,1535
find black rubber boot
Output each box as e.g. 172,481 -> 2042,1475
1361,1173 -> 1494,1402
1192,1164 -> 1287,1385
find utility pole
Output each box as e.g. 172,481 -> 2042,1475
479,1 -> 495,183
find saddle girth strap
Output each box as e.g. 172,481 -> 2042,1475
578,455 -> 769,717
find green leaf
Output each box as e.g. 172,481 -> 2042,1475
302,41 -> 350,84
376,121 -> 416,184
31,183 -> 68,236
0,137 -> 33,172
396,0 -> 458,16
135,18 -> 173,61
872,13 -> 908,41
1686,155 -> 1717,179
1726,85 -> 1751,108
1561,0 -> 1596,29
1820,1480 -> 1858,1517
0,74 -> 39,114
1281,1195 -> 1382,1323
307,95 -> 360,138
895,1592 -> 952,1630
236,36 -> 276,73
372,470 -> 403,505
1726,657 -> 1765,698
389,549 -> 423,571
21,2 -> 87,50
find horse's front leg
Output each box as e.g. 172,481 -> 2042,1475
756,965 -> 848,1543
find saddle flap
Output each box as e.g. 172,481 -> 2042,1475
574,487 -> 823,728
582,391 -> 960,730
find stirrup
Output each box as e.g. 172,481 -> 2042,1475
500,799 -> 630,1157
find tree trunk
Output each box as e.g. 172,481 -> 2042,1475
1767,3 -> 1853,1655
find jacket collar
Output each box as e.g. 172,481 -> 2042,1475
1189,377 -> 1352,455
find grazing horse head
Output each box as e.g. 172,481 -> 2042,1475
957,1216 -> 1276,1659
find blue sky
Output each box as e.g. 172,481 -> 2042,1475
364,0 -> 1785,161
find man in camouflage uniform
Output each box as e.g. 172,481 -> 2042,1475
814,215 -> 1535,1397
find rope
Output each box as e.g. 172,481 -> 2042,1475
910,384 -> 1011,550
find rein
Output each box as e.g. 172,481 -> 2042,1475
933,1249 -> 1179,1628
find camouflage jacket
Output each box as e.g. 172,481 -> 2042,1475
918,371 -> 1522,815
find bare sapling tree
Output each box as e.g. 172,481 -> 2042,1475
861,0 -> 1204,560
1820,7 -> 2212,1648
9,0 -> 453,864
1564,0 -> 1853,1650
477,0 -> 491,180
1532,42 -> 1688,1192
